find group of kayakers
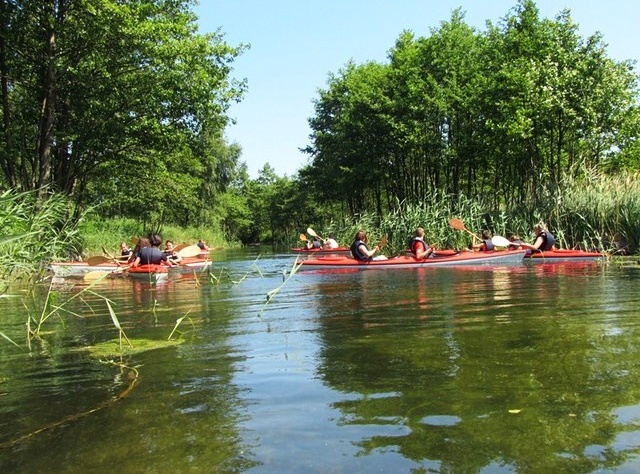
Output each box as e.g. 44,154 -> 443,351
305,233 -> 339,250
348,221 -> 557,262
119,235 -> 210,267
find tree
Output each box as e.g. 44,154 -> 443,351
303,0 -> 640,217
0,0 -> 246,210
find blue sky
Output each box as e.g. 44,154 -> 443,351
196,1 -> 639,179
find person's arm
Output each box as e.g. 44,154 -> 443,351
532,236 -> 544,250
519,236 -> 543,251
359,243 -> 378,258
416,244 -> 433,259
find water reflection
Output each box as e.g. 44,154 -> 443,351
0,275 -> 258,472
311,263 -> 640,472
2,256 -> 640,472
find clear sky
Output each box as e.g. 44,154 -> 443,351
195,1 -> 639,179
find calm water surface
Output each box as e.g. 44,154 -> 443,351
1,249 -> 640,473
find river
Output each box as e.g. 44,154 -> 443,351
1,249 -> 640,473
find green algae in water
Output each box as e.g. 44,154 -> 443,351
85,338 -> 184,358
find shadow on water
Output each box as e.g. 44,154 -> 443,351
2,250 -> 640,473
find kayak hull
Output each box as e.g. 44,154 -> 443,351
299,249 -> 527,270
126,264 -> 169,283
50,257 -> 212,278
524,249 -> 606,262
49,261 -> 123,277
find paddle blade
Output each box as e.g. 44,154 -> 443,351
86,255 -> 113,266
83,270 -> 110,281
83,266 -> 128,281
491,235 -> 511,247
299,233 -> 308,241
448,218 -> 465,231
172,243 -> 188,252
177,245 -> 202,258
378,233 -> 388,249
306,227 -> 319,238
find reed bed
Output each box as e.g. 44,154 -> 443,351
322,169 -> 638,255
0,189 -> 82,291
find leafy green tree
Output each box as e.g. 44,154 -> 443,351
304,0 -> 640,218
0,0 -> 246,211
306,61 -> 394,216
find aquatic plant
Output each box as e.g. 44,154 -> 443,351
0,189 -> 82,291
259,257 -> 303,317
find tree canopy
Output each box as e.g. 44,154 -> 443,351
0,0 -> 247,212
304,0 -> 640,215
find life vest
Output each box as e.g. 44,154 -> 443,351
410,237 -> 428,255
540,231 -> 556,250
481,239 -> 495,251
350,239 -> 370,261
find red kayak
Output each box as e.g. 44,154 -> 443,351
51,256 -> 211,278
524,249 -> 606,262
299,249 -> 527,270
127,264 -> 169,283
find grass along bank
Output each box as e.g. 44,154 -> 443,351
313,169 -> 639,257
79,216 -> 232,257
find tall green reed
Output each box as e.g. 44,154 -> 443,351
331,167 -> 636,254
0,189 -> 82,292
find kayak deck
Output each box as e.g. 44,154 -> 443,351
290,247 -> 351,254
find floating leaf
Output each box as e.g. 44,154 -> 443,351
83,338 -> 184,358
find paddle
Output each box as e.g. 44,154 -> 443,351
84,266 -> 129,281
86,255 -> 117,266
306,227 -> 325,242
103,247 -> 130,262
491,235 -> 512,247
102,245 -> 117,259
491,235 -> 538,251
448,218 -> 481,242
177,245 -> 203,258
173,243 -> 189,253
378,233 -> 388,249
299,233 -> 308,242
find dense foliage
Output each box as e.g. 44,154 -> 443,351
0,189 -> 81,291
303,1 -> 640,218
0,0 -> 246,224
1,0 -> 639,252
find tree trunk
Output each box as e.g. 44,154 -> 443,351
36,2 -> 57,198
0,0 -> 16,187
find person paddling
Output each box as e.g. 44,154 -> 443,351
164,240 -> 182,265
410,227 -> 433,259
131,234 -> 171,267
120,241 -> 133,260
521,222 -> 557,253
306,236 -> 322,250
350,230 -> 380,261
323,233 -> 339,249
473,230 -> 495,252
